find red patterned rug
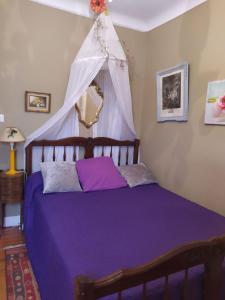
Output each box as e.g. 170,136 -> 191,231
5,245 -> 40,300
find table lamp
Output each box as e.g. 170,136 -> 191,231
0,127 -> 25,175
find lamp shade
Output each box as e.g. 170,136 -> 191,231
0,127 -> 25,143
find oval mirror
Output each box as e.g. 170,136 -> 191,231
75,81 -> 103,129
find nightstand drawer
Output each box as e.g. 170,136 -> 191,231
0,172 -> 24,203
0,190 -> 23,203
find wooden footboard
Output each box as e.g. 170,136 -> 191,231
75,235 -> 225,300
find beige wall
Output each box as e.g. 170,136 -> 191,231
140,0 -> 225,216
0,0 -> 146,168
0,0 -> 146,217
1,0 -> 224,218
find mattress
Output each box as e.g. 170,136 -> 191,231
24,172 -> 225,300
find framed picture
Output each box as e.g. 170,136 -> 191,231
25,91 -> 51,113
204,80 -> 225,125
156,63 -> 189,122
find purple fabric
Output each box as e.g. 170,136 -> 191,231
24,172 -> 225,300
76,156 -> 127,192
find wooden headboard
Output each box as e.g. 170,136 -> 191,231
25,137 -> 140,176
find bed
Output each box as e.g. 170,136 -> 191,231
24,137 -> 225,300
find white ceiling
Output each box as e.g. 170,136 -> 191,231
31,0 -> 207,32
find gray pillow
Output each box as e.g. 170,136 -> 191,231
118,163 -> 157,188
40,161 -> 82,193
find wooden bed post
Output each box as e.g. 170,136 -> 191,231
75,276 -> 95,300
25,144 -> 33,176
204,251 -> 224,300
85,138 -> 95,159
133,139 -> 140,164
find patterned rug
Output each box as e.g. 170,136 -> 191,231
5,245 -> 40,300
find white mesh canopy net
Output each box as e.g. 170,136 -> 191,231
25,13 -> 136,169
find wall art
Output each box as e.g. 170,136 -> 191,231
205,80 -> 225,125
156,63 -> 189,122
25,91 -> 51,113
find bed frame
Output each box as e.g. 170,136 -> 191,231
25,137 -> 225,300
25,137 -> 140,176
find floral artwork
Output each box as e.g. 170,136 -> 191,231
25,91 -> 51,113
204,80 -> 225,125
90,0 -> 106,14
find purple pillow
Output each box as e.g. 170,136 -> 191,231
76,157 -> 127,192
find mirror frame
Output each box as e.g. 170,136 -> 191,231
75,81 -> 104,129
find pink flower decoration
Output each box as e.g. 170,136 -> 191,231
218,95 -> 225,110
90,0 -> 106,14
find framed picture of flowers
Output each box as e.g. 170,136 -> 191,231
205,80 -> 225,125
156,63 -> 189,122
25,91 -> 51,113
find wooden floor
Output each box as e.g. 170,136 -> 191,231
0,227 -> 24,300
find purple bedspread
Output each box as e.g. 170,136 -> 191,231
24,172 -> 225,300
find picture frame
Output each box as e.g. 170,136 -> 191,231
156,63 -> 189,122
204,80 -> 225,125
25,91 -> 51,113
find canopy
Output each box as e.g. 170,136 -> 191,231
25,13 -> 136,159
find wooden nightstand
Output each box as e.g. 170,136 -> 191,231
0,171 -> 24,228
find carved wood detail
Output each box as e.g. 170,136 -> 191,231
75,235 -> 225,300
25,137 -> 140,175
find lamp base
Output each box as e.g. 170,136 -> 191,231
6,146 -> 17,176
6,169 -> 18,176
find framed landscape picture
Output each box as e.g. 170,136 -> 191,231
204,80 -> 225,125
156,63 -> 189,122
25,91 -> 51,113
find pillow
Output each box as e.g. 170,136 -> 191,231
76,157 -> 127,192
118,163 -> 157,188
40,161 -> 82,193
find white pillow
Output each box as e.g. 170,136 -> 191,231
118,163 -> 157,188
40,161 -> 82,193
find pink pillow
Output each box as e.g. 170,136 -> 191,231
76,157 -> 127,192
